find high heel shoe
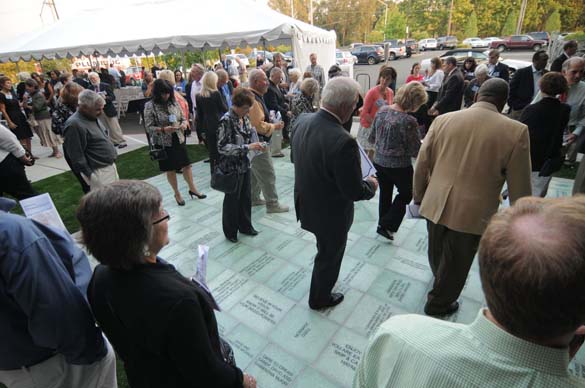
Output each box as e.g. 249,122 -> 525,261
189,190 -> 207,199
175,195 -> 186,206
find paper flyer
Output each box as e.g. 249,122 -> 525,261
191,244 -> 221,311
19,193 -> 67,231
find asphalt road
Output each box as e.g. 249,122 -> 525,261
352,50 -> 535,92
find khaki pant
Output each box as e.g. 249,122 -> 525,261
99,115 -> 126,145
251,151 -> 279,206
0,339 -> 117,388
271,129 -> 283,155
82,164 -> 119,191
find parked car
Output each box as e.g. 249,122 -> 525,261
527,31 -> 551,44
124,66 -> 143,85
483,37 -> 502,46
420,49 -> 489,71
418,38 -> 438,51
351,45 -> 384,65
383,39 -> 407,60
462,37 -> 488,48
226,54 -> 249,68
489,35 -> 547,52
350,42 -> 364,49
437,36 -> 458,50
248,50 -> 274,63
404,39 -> 419,57
336,50 -> 356,65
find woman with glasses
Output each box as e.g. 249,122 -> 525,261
79,180 -> 256,388
144,79 -> 206,206
217,87 -> 266,242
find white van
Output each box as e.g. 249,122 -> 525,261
418,38 -> 438,51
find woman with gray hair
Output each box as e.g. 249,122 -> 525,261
463,64 -> 491,108
286,68 -> 302,97
79,180 -> 257,388
290,78 -> 318,143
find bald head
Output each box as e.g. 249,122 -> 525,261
476,78 -> 509,111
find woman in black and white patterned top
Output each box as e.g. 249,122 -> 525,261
144,79 -> 206,206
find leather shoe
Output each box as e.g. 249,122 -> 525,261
240,229 -> 259,236
226,236 -> 238,243
424,301 -> 459,316
309,293 -> 344,310
376,226 -> 394,241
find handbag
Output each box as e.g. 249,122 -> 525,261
210,166 -> 238,193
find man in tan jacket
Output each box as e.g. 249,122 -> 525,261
414,78 -> 532,316
248,69 -> 289,213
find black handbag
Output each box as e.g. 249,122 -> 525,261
210,166 -> 238,193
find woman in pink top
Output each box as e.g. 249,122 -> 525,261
358,66 -> 396,159
406,63 -> 424,83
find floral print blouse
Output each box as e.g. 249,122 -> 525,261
144,100 -> 186,147
217,109 -> 254,174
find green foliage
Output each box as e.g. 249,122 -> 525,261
565,31 -> 585,41
501,10 -> 518,36
463,11 -> 478,38
384,6 -> 408,40
545,10 -> 562,32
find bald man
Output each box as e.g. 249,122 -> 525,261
414,78 -> 532,316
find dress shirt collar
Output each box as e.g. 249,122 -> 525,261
320,107 -> 343,124
469,309 -> 571,376
532,65 -> 543,75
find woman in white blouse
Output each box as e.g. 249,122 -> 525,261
422,57 -> 445,109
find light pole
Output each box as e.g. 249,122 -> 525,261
376,0 -> 389,41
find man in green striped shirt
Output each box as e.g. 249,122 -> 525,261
354,196 -> 585,387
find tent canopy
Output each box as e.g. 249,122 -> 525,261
0,0 -> 336,73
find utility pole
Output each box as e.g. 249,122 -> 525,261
40,0 -> 60,22
516,0 -> 528,34
376,0 -> 389,41
309,0 -> 314,25
290,0 -> 294,18
447,0 -> 454,36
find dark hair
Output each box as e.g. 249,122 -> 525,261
430,57 -> 442,70
77,180 -> 162,270
59,73 -> 70,84
174,70 -> 183,80
539,72 -> 568,96
328,65 -> 342,78
532,50 -> 548,62
410,63 -> 420,75
0,76 -> 11,88
25,79 -> 39,89
444,56 -> 457,67
464,57 -> 477,71
479,196 -> 585,340
151,79 -> 176,105
233,87 -> 254,107
379,65 -> 397,81
564,40 -> 578,51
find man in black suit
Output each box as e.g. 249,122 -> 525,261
550,40 -> 578,72
292,77 -> 378,310
508,50 -> 549,119
429,56 -> 464,116
264,67 -> 289,157
486,49 -> 510,82
87,71 -> 127,148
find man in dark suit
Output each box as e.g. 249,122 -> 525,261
264,67 -> 289,157
292,77 -> 378,310
550,40 -> 578,72
429,56 -> 464,116
508,50 -> 549,119
87,71 -> 127,148
486,49 -> 510,82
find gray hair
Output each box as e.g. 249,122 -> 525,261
477,78 -> 509,102
248,68 -> 266,86
288,68 -> 301,80
216,69 -> 229,81
562,56 -> 585,72
77,180 -> 162,270
300,78 -> 319,97
78,89 -> 105,108
475,64 -> 489,77
88,71 -> 100,81
17,72 -> 31,82
270,67 -> 283,77
321,77 -> 360,109
157,69 -> 175,86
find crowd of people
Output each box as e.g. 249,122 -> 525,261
1,44 -> 585,388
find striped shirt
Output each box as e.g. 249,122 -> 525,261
353,309 -> 584,387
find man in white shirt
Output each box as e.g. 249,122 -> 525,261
0,123 -> 36,199
107,64 -> 121,88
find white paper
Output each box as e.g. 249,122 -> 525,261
19,193 -> 67,231
358,142 -> 376,179
191,244 -> 221,311
405,201 -> 422,219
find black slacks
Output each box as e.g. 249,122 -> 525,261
426,220 -> 481,309
222,169 -> 253,239
206,127 -> 219,173
375,164 -> 413,233
309,227 -> 348,306
0,154 -> 37,200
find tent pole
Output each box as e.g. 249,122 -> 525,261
180,48 -> 186,73
15,61 -> 20,74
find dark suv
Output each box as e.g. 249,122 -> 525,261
351,45 -> 384,65
405,39 -> 419,57
437,36 -> 458,50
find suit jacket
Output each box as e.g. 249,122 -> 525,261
264,80 -> 288,116
508,66 -> 548,111
435,68 -> 464,114
489,62 -> 510,82
413,102 -> 532,235
550,53 -> 569,72
195,91 -> 227,136
88,82 -> 117,117
292,110 -> 376,235
520,97 -> 570,171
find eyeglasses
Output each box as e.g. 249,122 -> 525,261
152,211 -> 171,225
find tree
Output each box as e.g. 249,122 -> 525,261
463,11 -> 478,38
384,5 -> 408,39
268,0 -> 310,23
501,10 -> 518,35
544,9 -> 562,31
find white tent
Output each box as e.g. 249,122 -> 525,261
0,0 -> 336,74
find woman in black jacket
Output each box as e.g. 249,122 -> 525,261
79,180 -> 257,388
520,72 -> 570,197
196,71 -> 228,171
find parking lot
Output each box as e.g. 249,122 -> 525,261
352,49 -> 535,91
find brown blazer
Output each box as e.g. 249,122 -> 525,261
413,102 -> 532,235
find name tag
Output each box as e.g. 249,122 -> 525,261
375,99 -> 386,108
5,94 -> 12,100
168,114 -> 177,123
471,85 -> 479,92
493,72 -> 500,77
